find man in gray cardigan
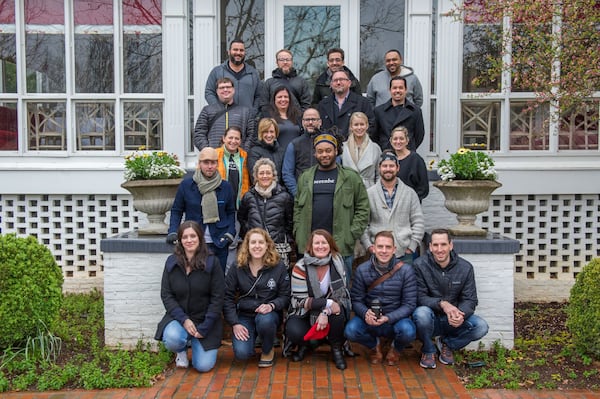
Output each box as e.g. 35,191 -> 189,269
361,150 -> 424,264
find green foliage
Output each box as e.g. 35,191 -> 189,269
566,258 -> 600,360
0,234 -> 64,349
0,291 -> 171,392
436,148 -> 497,181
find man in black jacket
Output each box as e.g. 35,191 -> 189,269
373,76 -> 424,151
412,229 -> 489,369
312,48 -> 361,106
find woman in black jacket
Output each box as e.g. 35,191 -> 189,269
154,221 -> 224,372
238,158 -> 294,268
223,228 -> 290,367
248,118 -> 285,184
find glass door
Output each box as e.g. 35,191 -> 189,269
265,0 -> 358,92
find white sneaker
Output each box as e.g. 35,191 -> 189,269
175,351 -> 189,368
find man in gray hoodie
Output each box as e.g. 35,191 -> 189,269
366,49 -> 423,108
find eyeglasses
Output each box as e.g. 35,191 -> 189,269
328,58 -> 343,63
332,78 -> 349,83
217,85 -> 233,90
277,58 -> 292,62
302,118 -> 321,122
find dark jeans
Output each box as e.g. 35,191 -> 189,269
285,313 -> 346,347
207,243 -> 228,274
412,306 -> 489,354
232,312 -> 280,360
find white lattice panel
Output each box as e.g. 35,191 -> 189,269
0,194 -> 137,292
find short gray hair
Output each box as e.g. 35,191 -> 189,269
252,158 -> 277,181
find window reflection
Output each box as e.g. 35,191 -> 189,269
462,24 -> 501,93
0,0 -> 17,94
27,101 -> 66,151
359,0 -> 405,93
0,102 -> 18,150
123,102 -> 163,150
76,102 -> 115,151
123,0 -> 162,93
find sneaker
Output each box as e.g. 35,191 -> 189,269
420,352 -> 437,369
175,351 -> 189,368
435,336 -> 454,365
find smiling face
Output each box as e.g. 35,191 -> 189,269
373,234 -> 396,265
180,227 -> 200,255
262,124 -> 277,144
390,78 -> 407,105
223,129 -> 242,153
228,42 -> 246,66
390,128 -> 409,152
311,234 -> 331,259
276,50 -> 293,74
302,108 -> 322,133
379,159 -> 399,182
315,142 -> 337,170
248,232 -> 268,261
256,164 -> 275,189
274,89 -> 290,112
429,232 -> 453,268
385,50 -> 402,76
216,81 -> 235,104
327,51 -> 344,72
350,115 -> 368,140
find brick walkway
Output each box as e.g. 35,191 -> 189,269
3,345 -> 599,399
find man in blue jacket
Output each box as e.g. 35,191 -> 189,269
412,228 -> 489,369
167,147 -> 236,272
344,231 -> 417,366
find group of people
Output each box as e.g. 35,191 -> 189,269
154,39 -> 488,374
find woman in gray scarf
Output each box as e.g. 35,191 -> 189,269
284,229 -> 351,370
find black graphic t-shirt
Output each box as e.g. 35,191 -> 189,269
311,168 -> 338,233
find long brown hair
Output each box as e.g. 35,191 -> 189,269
269,86 -> 301,124
174,221 -> 210,271
236,228 -> 280,268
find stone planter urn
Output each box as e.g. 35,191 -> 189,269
121,178 -> 182,235
433,180 -> 502,236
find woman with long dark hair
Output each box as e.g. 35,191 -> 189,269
155,221 -> 224,372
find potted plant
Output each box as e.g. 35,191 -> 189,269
432,148 -> 501,236
121,147 -> 186,235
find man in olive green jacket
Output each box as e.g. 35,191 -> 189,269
293,133 -> 370,283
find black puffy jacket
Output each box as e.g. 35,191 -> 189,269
237,184 -> 293,244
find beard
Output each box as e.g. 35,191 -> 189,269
380,171 -> 397,182
229,54 -> 245,66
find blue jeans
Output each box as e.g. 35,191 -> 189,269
162,320 -> 218,372
344,315 -> 416,351
342,255 -> 354,286
232,312 -> 280,360
412,306 -> 489,354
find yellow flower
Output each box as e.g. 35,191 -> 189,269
457,148 -> 471,154
428,159 -> 436,170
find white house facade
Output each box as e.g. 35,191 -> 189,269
0,0 -> 598,298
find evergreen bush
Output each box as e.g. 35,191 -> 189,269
566,257 -> 600,360
0,234 -> 64,349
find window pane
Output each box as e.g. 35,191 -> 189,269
220,0 -> 264,79
284,6 -> 340,93
462,24 -> 501,93
0,0 -> 17,93
76,102 -> 115,151
123,0 -> 162,93
509,102 -> 549,151
25,0 -> 66,93
74,0 -> 114,93
360,0 -> 405,93
511,22 -> 551,93
123,102 -> 162,150
27,101 -> 66,151
0,102 -> 18,150
461,102 -> 500,150
559,101 -> 599,151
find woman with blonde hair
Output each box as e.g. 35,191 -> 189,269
223,228 -> 290,367
248,118 -> 285,183
341,112 -> 381,188
389,125 -> 429,202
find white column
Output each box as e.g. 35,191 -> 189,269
162,0 -> 188,160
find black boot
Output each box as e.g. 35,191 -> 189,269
343,340 -> 357,357
292,345 -> 310,362
332,345 -> 347,370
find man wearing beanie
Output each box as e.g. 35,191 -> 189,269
293,132 -> 369,283
167,147 -> 237,272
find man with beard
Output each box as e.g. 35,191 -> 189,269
281,108 -> 323,196
193,78 -> 256,151
373,76 -> 424,151
205,39 -> 262,114
367,49 -> 424,107
293,133 -> 369,283
318,70 -> 375,140
260,49 -> 311,114
312,48 -> 362,106
166,147 -> 237,273
361,150 -> 424,266
412,229 -> 488,369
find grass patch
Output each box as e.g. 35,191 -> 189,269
0,290 -> 172,392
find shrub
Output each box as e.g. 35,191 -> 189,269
566,258 -> 600,360
0,234 -> 64,349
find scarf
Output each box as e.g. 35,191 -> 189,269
193,169 -> 222,224
346,134 -> 369,166
303,253 -> 351,322
254,180 -> 277,199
